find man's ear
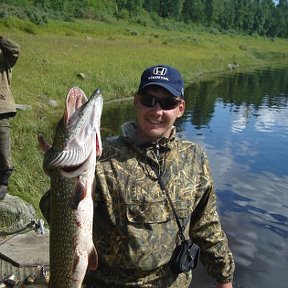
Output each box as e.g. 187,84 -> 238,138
177,100 -> 185,118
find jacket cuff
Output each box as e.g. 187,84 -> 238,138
217,276 -> 233,284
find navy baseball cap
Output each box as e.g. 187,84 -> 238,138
138,64 -> 184,98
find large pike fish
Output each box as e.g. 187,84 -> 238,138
39,87 -> 103,288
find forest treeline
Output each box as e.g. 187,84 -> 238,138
1,0 -> 288,38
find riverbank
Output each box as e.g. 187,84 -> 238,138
0,17 -> 288,213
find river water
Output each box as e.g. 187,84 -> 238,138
102,67 -> 288,288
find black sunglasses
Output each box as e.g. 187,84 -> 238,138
138,93 -> 181,110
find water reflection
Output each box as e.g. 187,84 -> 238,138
102,67 -> 288,288
183,67 -> 288,288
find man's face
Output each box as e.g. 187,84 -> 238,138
134,86 -> 185,143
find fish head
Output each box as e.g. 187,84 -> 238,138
43,87 -> 103,174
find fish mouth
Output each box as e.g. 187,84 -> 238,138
61,163 -> 82,173
60,160 -> 88,176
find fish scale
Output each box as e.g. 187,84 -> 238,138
49,175 -> 78,287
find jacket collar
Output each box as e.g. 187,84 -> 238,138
120,121 -> 176,148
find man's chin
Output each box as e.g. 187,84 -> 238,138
146,130 -> 168,141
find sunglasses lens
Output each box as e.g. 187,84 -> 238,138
139,94 -> 180,110
139,94 -> 154,107
161,98 -> 179,110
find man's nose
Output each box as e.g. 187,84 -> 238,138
151,102 -> 164,113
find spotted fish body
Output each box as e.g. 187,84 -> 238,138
40,87 -> 103,288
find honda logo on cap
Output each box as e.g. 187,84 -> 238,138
153,67 -> 167,76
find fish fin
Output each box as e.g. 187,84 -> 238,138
38,134 -> 52,153
70,179 -> 87,210
88,246 -> 98,270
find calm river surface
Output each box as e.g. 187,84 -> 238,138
102,67 -> 288,288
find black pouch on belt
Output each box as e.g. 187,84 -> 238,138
170,239 -> 200,274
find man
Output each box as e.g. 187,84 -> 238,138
0,36 -> 20,200
86,64 -> 235,287
40,64 -> 235,287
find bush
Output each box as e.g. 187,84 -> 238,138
133,9 -> 154,27
20,23 -> 37,35
126,28 -> 139,36
209,27 -> 220,35
116,9 -> 130,21
25,8 -> 48,25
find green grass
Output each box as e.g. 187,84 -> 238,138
1,17 -> 287,214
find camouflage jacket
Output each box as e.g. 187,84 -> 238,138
90,121 -> 235,287
0,36 -> 20,116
